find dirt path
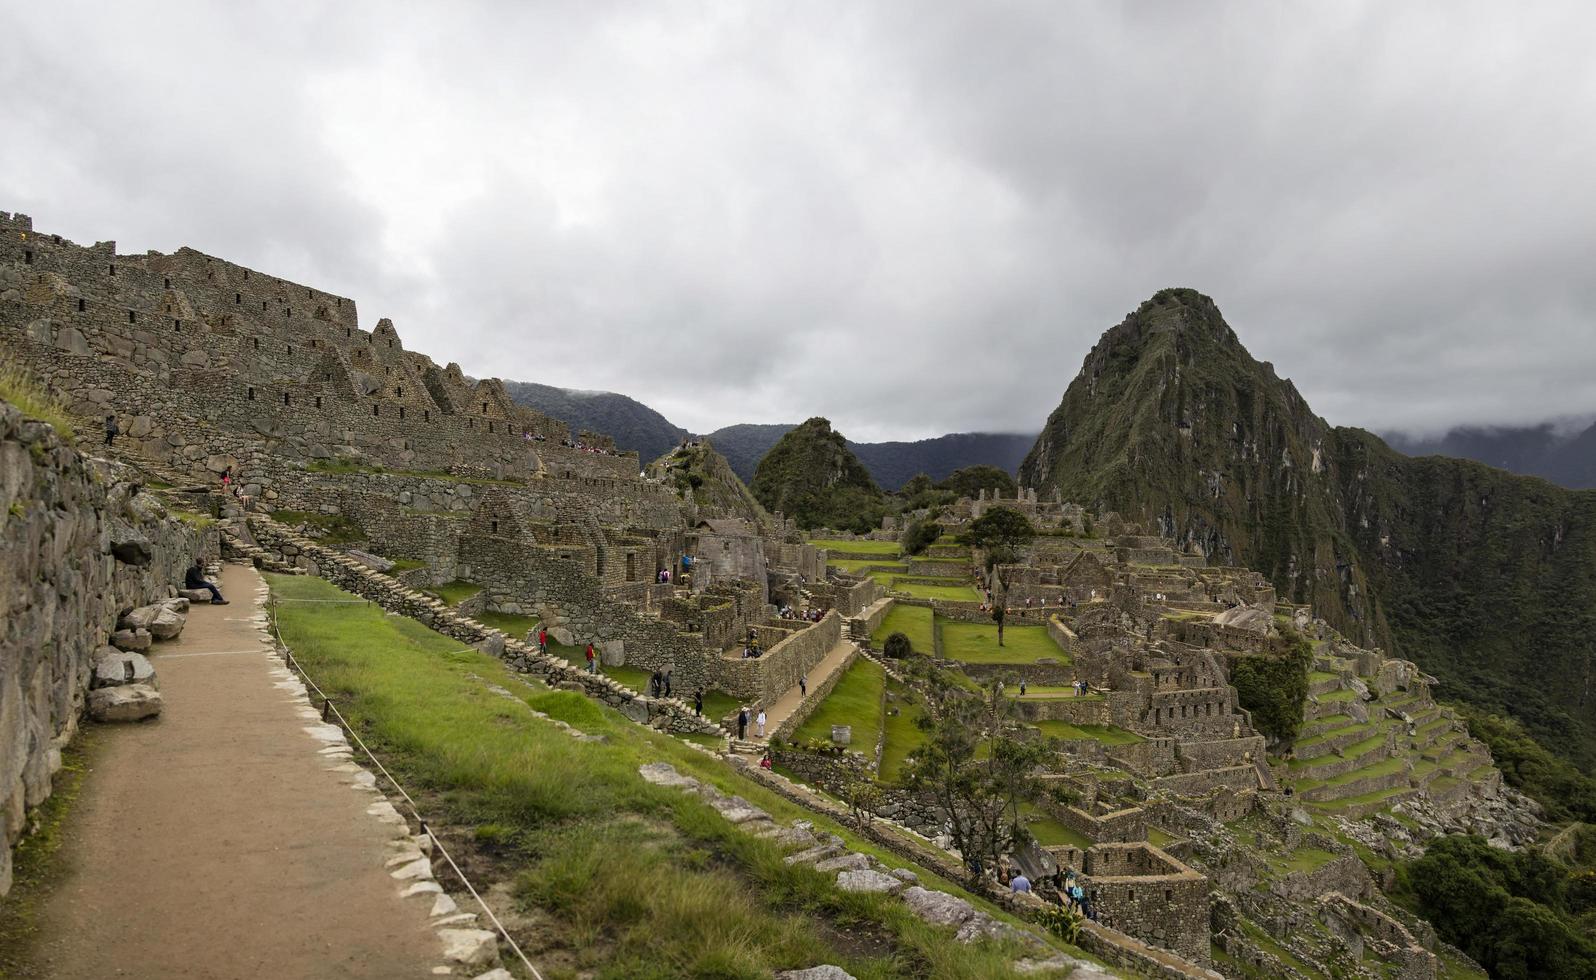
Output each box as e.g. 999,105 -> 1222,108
32,564 -> 440,980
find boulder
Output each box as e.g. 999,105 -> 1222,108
437,928 -> 499,968
1214,603 -> 1273,634
835,869 -> 904,895
148,605 -> 186,640
162,597 -> 190,613
777,968 -> 857,980
901,886 -> 977,927
118,604 -> 164,631
88,684 -> 162,722
813,852 -> 872,873
92,649 -> 157,689
111,628 -> 152,652
177,588 -> 214,604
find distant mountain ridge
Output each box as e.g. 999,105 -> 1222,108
1020,287 -> 1596,771
503,381 -> 1034,489
1384,421 -> 1596,489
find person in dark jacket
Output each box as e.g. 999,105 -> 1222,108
737,707 -> 749,740
104,415 -> 119,447
184,559 -> 228,604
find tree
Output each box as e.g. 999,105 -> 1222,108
882,631 -> 913,659
938,465 -> 1017,500
901,519 -> 943,556
965,506 -> 1035,570
992,602 -> 1006,647
902,673 -> 1047,884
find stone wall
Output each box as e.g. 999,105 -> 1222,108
242,518 -> 721,738
1,401 -> 208,894
1083,843 -> 1210,962
770,647 -> 860,744
715,613 -> 842,706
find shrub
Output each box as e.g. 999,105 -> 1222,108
1229,633 -> 1311,743
901,520 -> 943,556
882,632 -> 913,659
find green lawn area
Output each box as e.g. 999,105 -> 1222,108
263,573 -> 1080,976
1032,721 -> 1145,746
889,580 -> 982,601
878,680 -> 928,784
433,579 -> 482,605
388,557 -> 427,573
811,539 -> 901,556
1318,688 -> 1358,702
475,610 -> 539,638
872,604 -> 934,654
1018,803 -> 1091,850
828,558 -> 908,576
794,658 -> 886,751
937,622 -> 1068,665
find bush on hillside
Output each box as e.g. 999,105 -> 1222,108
901,520 -> 943,556
882,632 -> 913,659
1229,632 -> 1311,743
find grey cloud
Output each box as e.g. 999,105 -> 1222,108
2,0 -> 1592,442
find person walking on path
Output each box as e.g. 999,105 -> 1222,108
756,707 -> 767,738
183,559 -> 228,604
650,671 -> 661,697
694,689 -> 704,716
737,707 -> 749,740
585,643 -> 597,674
104,414 -> 119,447
538,626 -> 548,654
799,676 -> 807,698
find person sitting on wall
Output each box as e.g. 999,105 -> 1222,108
184,559 -> 228,605
758,749 -> 773,770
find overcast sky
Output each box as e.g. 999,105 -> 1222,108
4,2 -> 1594,442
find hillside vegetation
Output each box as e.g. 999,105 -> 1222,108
751,418 -> 887,532
1019,288 -> 1596,771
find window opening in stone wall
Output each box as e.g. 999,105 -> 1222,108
491,520 -> 498,533
1165,889 -> 1172,902
468,418 -> 474,428
52,235 -> 60,244
78,298 -> 85,312
253,337 -> 259,349
307,289 -> 312,298
315,396 -> 322,409
262,301 -> 267,310
164,277 -> 170,288
346,328 -> 350,337
109,264 -> 116,275
283,393 -> 290,406
482,402 -> 488,414
247,387 -> 255,400
396,386 -> 402,397
488,422 -> 494,433
244,271 -> 249,280
324,373 -> 330,381
384,366 -> 390,376
173,319 -> 180,332
423,410 -> 429,421
128,310 -> 136,323
23,249 -> 31,264
373,404 -> 380,416
285,308 -> 291,317
235,293 -> 241,304
398,406 -> 405,419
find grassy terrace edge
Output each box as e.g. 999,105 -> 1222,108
263,572 -> 1103,979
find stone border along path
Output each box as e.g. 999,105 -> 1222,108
232,516 -> 1220,979
33,563 -> 514,980
638,761 -> 1110,980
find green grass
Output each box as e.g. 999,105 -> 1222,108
264,573 -> 1077,976
872,605 -> 934,655
937,622 -> 1069,665
1032,721 -> 1144,746
701,689 -> 742,720
889,579 -> 983,602
1317,688 -> 1358,702
388,558 -> 427,573
476,610 -> 539,638
0,729 -> 95,975
1273,847 -> 1338,874
810,538 -> 901,556
0,359 -> 76,439
1018,803 -> 1091,850
433,579 -> 482,605
828,558 -> 908,576
271,509 -> 365,545
879,680 -> 928,783
793,658 -> 886,753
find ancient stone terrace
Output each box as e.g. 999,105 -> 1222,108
0,211 -> 639,493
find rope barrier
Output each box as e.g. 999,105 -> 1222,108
268,597 -> 546,980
